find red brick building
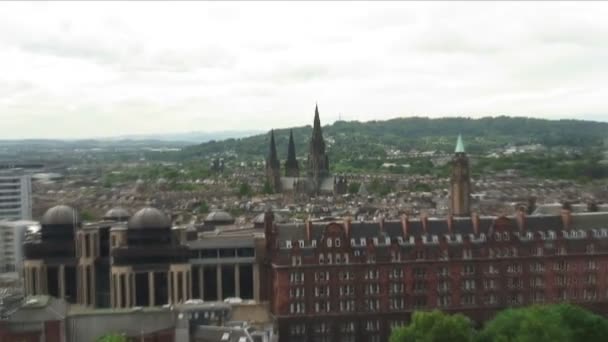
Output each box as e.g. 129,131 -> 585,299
264,138 -> 608,342
264,210 -> 608,342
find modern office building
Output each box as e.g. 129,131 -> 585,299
0,170 -> 32,221
0,220 -> 39,276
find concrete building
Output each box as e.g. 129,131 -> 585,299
0,170 -> 32,220
22,206 -> 269,311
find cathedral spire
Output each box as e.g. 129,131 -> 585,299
267,129 -> 279,168
266,130 -> 281,192
307,104 -> 330,189
285,129 -> 299,177
310,104 -> 326,155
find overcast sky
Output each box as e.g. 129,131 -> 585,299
1,2 -> 608,139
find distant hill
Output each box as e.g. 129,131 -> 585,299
181,116 -> 608,161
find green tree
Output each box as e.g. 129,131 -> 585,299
390,310 -> 474,342
80,210 -> 96,222
476,305 -> 570,342
97,334 -> 127,342
347,181 -> 361,195
238,182 -> 253,197
262,180 -> 274,194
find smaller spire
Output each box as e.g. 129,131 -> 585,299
267,130 -> 279,168
455,134 -> 465,153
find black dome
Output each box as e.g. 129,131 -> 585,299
41,205 -> 81,226
128,207 -> 171,229
103,207 -> 131,221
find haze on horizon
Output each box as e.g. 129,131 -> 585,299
1,2 -> 608,139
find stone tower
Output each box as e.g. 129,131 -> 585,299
306,104 -> 330,191
284,130 -> 300,177
450,134 -> 471,217
266,130 -> 281,192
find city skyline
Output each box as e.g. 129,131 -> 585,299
2,2 -> 608,139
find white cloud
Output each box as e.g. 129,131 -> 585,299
1,1 -> 608,139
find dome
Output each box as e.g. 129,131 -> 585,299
253,212 -> 283,224
128,207 -> 171,229
41,205 -> 81,226
103,207 -> 131,221
205,210 -> 234,224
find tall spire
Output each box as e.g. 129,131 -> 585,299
455,134 -> 465,153
310,103 -> 326,154
307,104 -> 330,189
267,129 -> 279,169
285,130 -> 299,177
266,130 -> 281,192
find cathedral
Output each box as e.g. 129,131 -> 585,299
265,105 -> 347,196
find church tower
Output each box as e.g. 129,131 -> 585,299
450,134 -> 471,217
306,104 -> 330,190
266,130 -> 281,192
284,130 -> 299,177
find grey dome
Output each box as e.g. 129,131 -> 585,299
253,212 -> 283,224
41,205 -> 81,226
128,207 -> 171,229
205,210 -> 234,223
103,207 -> 131,221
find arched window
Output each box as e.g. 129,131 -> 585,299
319,253 -> 325,264
335,238 -> 341,247
327,238 -> 333,248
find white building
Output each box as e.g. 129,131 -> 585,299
0,170 -> 32,221
0,220 -> 39,277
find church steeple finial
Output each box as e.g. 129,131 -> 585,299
285,129 -> 299,177
455,134 -> 465,153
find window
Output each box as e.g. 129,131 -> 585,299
484,294 -> 497,305
292,256 -> 302,266
319,253 -> 324,264
335,238 -> 341,247
335,253 -> 341,264
327,238 -> 332,248
461,294 -> 476,305
327,253 -> 333,264
437,295 -> 451,307
413,267 -> 426,278
437,281 -> 450,292
437,267 -> 449,277
483,279 -> 497,290
289,302 -> 306,314
286,241 -> 292,248
290,272 -> 304,284
415,250 -> 425,260
462,279 -> 476,291
315,271 -> 330,282
298,240 -> 305,248
588,260 -> 598,270
462,249 -> 472,259
365,283 -> 380,295
463,265 -> 475,275
531,276 -> 544,288
586,244 -> 595,254
390,283 -> 404,295
389,297 -> 405,311
290,287 -> 304,298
